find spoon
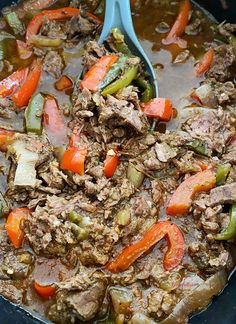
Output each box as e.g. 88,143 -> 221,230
98,0 -> 159,98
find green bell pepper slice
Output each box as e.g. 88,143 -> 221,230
25,93 -> 45,135
215,204 -> 236,240
135,78 -> 154,102
185,140 -> 209,156
216,164 -> 231,186
4,12 -> 24,35
69,211 -> 83,224
98,56 -> 128,89
101,65 -> 138,96
111,28 -> 133,56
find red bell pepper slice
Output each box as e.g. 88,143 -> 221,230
167,169 -> 216,216
106,221 -> 184,273
164,223 -> 185,271
141,98 -> 173,121
0,128 -> 16,151
60,147 -> 88,175
80,55 -> 118,92
195,48 -> 214,77
34,281 -> 56,299
0,68 -> 28,98
12,59 -> 42,108
43,96 -> 67,147
5,208 -> 31,249
55,75 -> 73,91
26,7 -> 101,42
162,0 -> 191,48
104,148 -> 119,178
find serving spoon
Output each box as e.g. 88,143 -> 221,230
98,0 -> 159,98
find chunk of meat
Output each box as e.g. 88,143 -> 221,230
41,18 -> 67,39
99,95 -> 148,134
213,81 -> 236,105
0,280 -> 24,303
97,178 -> 135,208
206,44 -> 236,82
182,110 -> 231,154
82,40 -> 106,71
222,142 -> 236,164
64,14 -> 99,38
24,195 -> 80,256
38,160 -> 68,190
79,220 -> 119,266
209,183 -> 236,206
155,142 -> 178,162
43,51 -> 64,79
1,251 -> 34,279
147,289 -> 176,319
49,281 -> 106,323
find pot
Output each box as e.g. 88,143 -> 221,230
0,0 -> 235,323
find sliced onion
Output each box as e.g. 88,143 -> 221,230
127,162 -> 145,189
0,31 -> 15,41
191,83 -> 216,107
115,207 -> 131,226
109,287 -> 133,314
29,35 -> 63,47
9,140 -> 39,187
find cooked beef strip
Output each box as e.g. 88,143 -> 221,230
209,183 -> 236,206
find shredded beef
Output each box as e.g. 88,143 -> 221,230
43,51 -> 64,79
99,95 -> 148,134
24,195 -> 80,256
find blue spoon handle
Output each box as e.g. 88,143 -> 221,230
98,0 -> 132,43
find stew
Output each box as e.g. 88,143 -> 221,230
0,0 -> 235,323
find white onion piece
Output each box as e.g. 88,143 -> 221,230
9,140 -> 39,187
110,287 -> 133,314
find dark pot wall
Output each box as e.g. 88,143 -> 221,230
0,0 -> 235,323
198,0 -> 236,23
